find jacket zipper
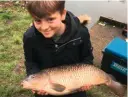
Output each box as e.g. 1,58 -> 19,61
55,37 -> 81,52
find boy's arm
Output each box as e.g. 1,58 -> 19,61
23,33 -> 49,95
23,34 -> 40,76
78,27 -> 94,91
71,13 -> 93,64
80,26 -> 94,65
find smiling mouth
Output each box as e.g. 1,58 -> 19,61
44,31 -> 52,35
44,33 -> 50,35
41,30 -> 50,33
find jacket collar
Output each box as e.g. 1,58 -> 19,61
56,11 -> 78,43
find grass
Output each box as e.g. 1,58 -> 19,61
0,5 -> 33,97
0,3 -> 126,97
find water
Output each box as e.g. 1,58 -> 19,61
65,1 -> 127,29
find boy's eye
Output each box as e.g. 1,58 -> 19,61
34,19 -> 41,23
47,18 -> 55,22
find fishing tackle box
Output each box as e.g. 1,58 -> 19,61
101,37 -> 127,85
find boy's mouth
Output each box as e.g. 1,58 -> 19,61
43,30 -> 53,34
44,32 -> 51,35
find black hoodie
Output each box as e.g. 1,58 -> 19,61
23,11 -> 94,97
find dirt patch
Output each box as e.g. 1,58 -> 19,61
90,23 -> 125,67
0,1 -> 14,8
88,23 -> 127,97
0,1 -> 26,8
13,58 -> 25,74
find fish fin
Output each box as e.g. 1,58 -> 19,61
108,74 -> 117,81
51,83 -> 66,92
106,75 -> 125,97
68,88 -> 78,93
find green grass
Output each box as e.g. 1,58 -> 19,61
0,5 -> 33,97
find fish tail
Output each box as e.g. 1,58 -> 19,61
106,78 -> 125,97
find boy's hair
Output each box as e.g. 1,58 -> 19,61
26,1 -> 65,18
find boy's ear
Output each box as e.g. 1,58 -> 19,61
61,9 -> 67,21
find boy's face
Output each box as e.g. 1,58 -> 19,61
33,10 -> 66,38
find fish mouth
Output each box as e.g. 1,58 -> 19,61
21,81 -> 31,89
21,80 -> 39,91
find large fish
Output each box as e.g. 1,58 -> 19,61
21,64 -> 125,97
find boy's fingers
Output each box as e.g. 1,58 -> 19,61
31,89 -> 48,95
37,90 -> 48,95
44,92 -> 48,95
32,90 -> 36,94
37,91 -> 42,95
79,85 -> 93,91
39,90 -> 45,94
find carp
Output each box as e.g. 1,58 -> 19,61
21,64 -> 125,97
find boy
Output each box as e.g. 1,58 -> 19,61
23,1 -> 94,97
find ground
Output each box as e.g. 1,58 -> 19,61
87,23 -> 127,97
90,23 -> 126,67
0,2 -> 127,97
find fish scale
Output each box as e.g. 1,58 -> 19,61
45,65 -> 109,88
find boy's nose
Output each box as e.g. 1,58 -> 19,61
40,21 -> 49,31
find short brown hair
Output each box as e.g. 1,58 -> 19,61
26,1 -> 65,18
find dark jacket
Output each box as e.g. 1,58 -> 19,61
23,11 -> 94,97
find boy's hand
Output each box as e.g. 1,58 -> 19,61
32,90 -> 36,94
78,85 -> 93,91
32,90 -> 48,95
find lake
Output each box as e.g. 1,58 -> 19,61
65,1 -> 127,29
